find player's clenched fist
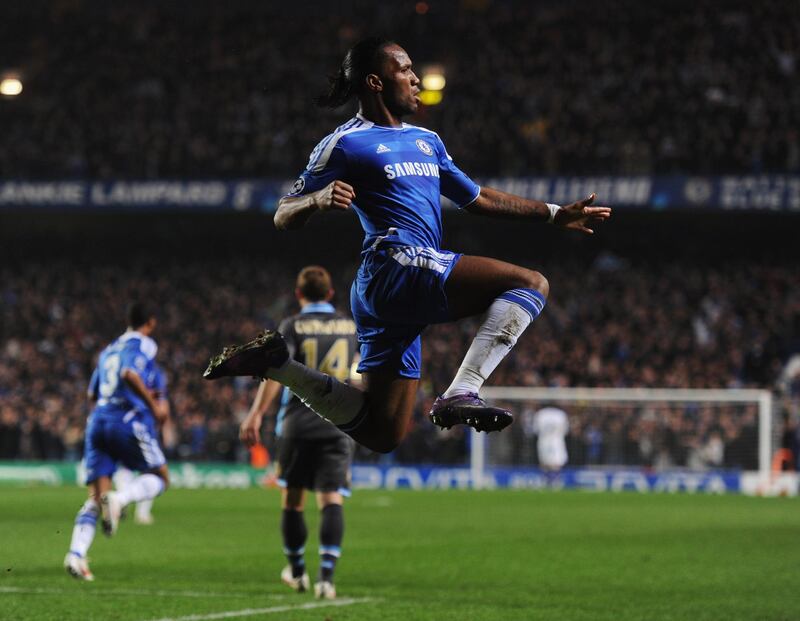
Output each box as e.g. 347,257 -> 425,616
275,178 -> 356,229
319,180 -> 356,211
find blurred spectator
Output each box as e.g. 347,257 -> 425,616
0,245 -> 795,465
779,411 -> 798,471
0,0 -> 798,179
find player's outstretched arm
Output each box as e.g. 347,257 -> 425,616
465,187 -> 612,234
274,180 -> 355,230
239,379 -> 283,447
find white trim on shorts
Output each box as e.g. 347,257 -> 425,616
132,420 -> 166,468
385,246 -> 457,275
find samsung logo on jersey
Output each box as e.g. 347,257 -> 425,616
295,319 -> 357,335
384,162 -> 440,180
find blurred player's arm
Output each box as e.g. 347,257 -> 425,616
151,366 -> 171,427
152,394 -> 170,428
240,380 -> 283,447
274,180 -> 355,230
465,188 -> 611,234
87,368 -> 99,408
120,368 -> 163,423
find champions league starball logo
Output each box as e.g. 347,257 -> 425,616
415,139 -> 433,156
290,177 -> 306,195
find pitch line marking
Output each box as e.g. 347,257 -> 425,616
144,597 -> 375,621
0,586 -> 286,600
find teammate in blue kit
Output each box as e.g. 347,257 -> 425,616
113,362 -> 170,525
64,303 -> 170,581
204,38 -> 611,454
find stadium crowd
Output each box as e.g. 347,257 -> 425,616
1,250 -> 796,469
1,0 -> 798,470
1,0 -> 798,179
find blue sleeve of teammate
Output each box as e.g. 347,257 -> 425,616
433,135 -> 480,208
120,339 -> 151,378
286,142 -> 348,197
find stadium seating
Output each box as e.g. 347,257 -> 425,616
1,0 -> 798,179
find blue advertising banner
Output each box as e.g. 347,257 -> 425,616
351,465 -> 742,493
0,461 -> 765,494
0,180 -> 290,212
1,176 -> 798,212
480,175 -> 800,212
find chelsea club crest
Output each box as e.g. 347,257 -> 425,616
290,177 -> 305,195
415,139 -> 433,156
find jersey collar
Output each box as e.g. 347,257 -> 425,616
301,302 -> 335,314
355,112 -> 405,130
119,329 -> 144,341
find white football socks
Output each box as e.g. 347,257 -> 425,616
269,360 -> 366,427
113,467 -> 135,491
68,499 -> 99,558
443,290 -> 545,398
114,467 -> 154,519
135,499 -> 154,519
115,473 -> 165,506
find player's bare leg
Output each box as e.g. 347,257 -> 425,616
316,491 -> 343,506
428,255 -> 549,431
89,477 -> 114,502
347,371 -> 419,453
444,255 -> 549,320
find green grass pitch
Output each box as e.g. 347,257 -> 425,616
1,486 -> 798,621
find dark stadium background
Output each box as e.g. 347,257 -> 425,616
1,0 -> 798,473
2,3 -> 800,620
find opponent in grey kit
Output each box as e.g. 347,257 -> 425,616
240,266 -> 358,600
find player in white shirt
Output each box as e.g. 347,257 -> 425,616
532,407 -> 569,471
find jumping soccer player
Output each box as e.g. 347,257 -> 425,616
240,266 -> 358,600
64,303 -> 169,581
113,361 -> 170,525
204,38 -> 611,454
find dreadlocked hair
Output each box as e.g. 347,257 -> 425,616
316,37 -> 393,108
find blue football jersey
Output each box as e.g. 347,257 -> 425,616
287,114 -> 480,252
90,331 -> 158,414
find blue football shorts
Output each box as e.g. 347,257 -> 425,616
350,245 -> 462,379
84,409 -> 166,484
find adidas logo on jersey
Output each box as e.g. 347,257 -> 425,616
376,144 -> 391,153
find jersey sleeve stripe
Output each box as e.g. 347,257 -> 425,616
306,118 -> 361,171
309,119 -> 373,173
310,120 -> 362,172
307,119 -> 358,170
